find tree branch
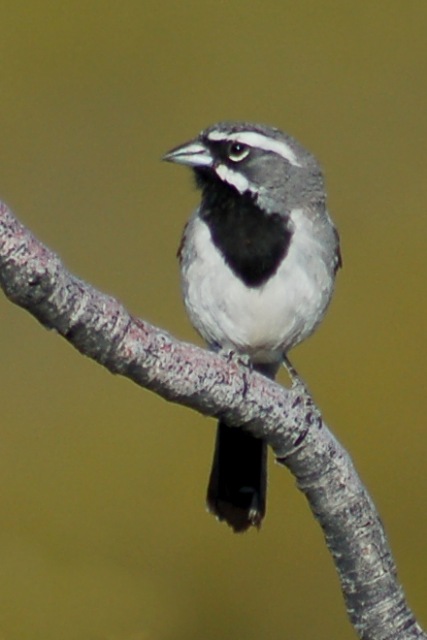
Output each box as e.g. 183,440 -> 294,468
0,200 -> 424,640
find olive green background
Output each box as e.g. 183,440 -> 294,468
1,3 -> 426,639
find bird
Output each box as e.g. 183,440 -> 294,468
163,121 -> 341,533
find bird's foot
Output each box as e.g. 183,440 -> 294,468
283,356 -> 309,393
218,348 -> 253,371
216,348 -> 253,398
282,356 -> 321,425
279,357 -> 322,452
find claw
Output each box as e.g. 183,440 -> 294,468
283,356 -> 308,392
218,348 -> 253,371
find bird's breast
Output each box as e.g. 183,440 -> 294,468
180,210 -> 337,362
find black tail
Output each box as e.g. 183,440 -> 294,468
207,422 -> 267,532
206,362 -> 278,532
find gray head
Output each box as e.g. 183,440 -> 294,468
163,121 -> 326,214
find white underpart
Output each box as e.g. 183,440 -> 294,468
180,208 -> 335,363
215,163 -> 255,194
207,130 -> 302,167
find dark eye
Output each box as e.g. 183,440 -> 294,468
227,142 -> 250,162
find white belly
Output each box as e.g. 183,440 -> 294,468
181,209 -> 336,363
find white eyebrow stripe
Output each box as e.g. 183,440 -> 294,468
207,130 -> 302,167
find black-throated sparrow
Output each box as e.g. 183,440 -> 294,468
163,121 -> 341,532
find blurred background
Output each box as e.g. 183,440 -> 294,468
0,2 -> 426,639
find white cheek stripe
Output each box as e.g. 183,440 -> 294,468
207,130 -> 302,167
216,164 -> 253,193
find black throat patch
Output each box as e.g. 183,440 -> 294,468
197,172 -> 293,288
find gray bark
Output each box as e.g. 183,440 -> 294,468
0,201 -> 425,640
